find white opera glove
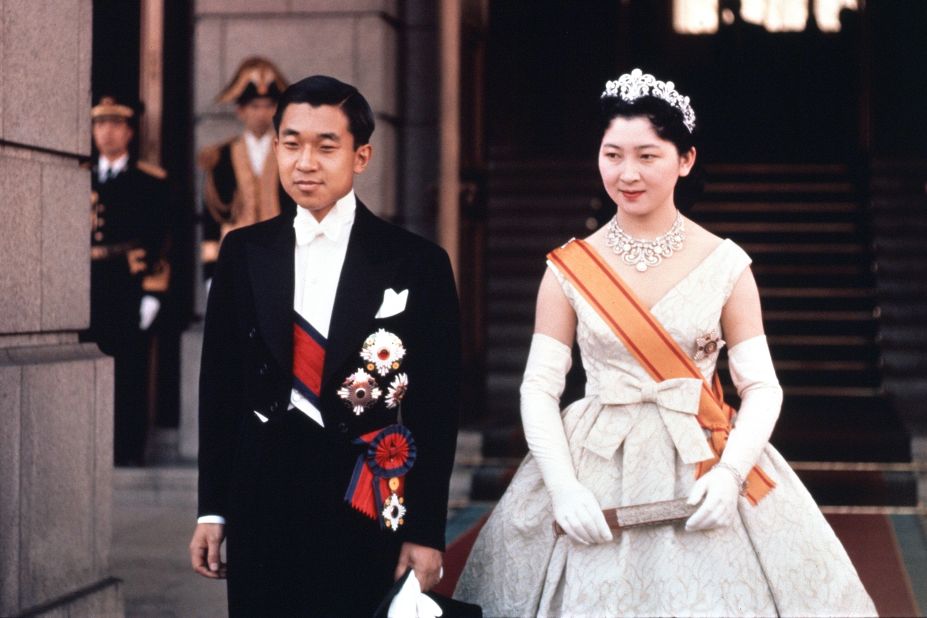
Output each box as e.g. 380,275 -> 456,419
387,569 -> 443,618
521,334 -> 612,545
139,295 -> 161,330
685,466 -> 741,531
687,335 -> 783,531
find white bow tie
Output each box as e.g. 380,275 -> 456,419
294,211 -> 342,245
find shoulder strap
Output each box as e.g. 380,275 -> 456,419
548,239 -> 774,504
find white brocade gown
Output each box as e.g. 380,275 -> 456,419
454,240 -> 876,618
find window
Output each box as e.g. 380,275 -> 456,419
673,0 -> 859,34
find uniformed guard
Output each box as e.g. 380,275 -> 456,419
198,57 -> 292,280
82,95 -> 170,466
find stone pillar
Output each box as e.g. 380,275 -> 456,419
182,0 -> 403,458
0,1 -> 123,615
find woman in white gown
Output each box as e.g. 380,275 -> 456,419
454,69 -> 877,617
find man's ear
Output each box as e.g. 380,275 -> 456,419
353,143 -> 373,174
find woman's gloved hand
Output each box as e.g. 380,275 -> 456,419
685,465 -> 741,531
552,481 -> 613,545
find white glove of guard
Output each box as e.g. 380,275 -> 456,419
387,569 -> 443,618
521,333 -> 612,545
139,295 -> 161,331
687,335 -> 783,531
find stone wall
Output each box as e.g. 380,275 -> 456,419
0,0 -> 123,615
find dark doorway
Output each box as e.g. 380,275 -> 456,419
485,1 -> 864,164
486,1 -> 624,161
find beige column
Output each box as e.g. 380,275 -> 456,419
139,0 -> 165,165
439,0 -> 461,281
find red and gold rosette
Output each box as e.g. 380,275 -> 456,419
344,425 -> 417,530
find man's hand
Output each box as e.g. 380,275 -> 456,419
394,542 -> 443,592
189,523 -> 226,579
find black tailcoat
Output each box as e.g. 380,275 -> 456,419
198,202 -> 461,616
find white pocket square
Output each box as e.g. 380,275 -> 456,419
375,288 -> 409,319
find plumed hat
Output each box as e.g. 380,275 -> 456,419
216,57 -> 288,106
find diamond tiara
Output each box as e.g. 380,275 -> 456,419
602,68 -> 696,133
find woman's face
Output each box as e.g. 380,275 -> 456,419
598,116 -> 695,219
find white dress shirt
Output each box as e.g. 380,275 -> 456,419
98,153 -> 129,183
243,130 -> 273,176
197,191 -> 356,526
289,191 -> 356,426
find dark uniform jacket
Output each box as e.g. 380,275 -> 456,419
87,162 -> 168,350
198,201 -> 461,616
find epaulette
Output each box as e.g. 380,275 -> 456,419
137,160 -> 168,179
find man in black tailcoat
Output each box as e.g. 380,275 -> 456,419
189,75 -> 461,616
82,95 -> 169,466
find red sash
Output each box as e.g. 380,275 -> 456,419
292,311 -> 326,407
548,239 -> 774,505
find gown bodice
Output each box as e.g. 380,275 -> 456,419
553,238 -> 750,399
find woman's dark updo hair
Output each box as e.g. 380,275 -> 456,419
598,93 -> 704,212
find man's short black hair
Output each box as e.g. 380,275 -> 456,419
272,75 -> 375,148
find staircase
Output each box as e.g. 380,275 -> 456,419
469,160 -> 919,509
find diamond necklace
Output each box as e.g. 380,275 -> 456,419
605,211 -> 685,273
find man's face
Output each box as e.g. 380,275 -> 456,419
274,103 -> 372,220
92,118 -> 133,160
237,97 -> 277,136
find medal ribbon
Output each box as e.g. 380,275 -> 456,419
548,239 -> 775,505
292,311 -> 326,408
344,425 -> 417,523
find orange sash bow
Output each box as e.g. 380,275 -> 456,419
548,239 -> 774,505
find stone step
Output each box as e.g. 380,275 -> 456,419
871,216 -> 927,234
873,236 -> 927,256
703,180 -> 856,195
876,256 -> 927,276
711,221 -> 862,234
875,280 -> 927,301
883,350 -> 927,377
696,200 -> 860,216
702,162 -> 851,177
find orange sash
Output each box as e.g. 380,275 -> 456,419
548,239 -> 774,505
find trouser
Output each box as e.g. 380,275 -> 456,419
226,408 -> 402,617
